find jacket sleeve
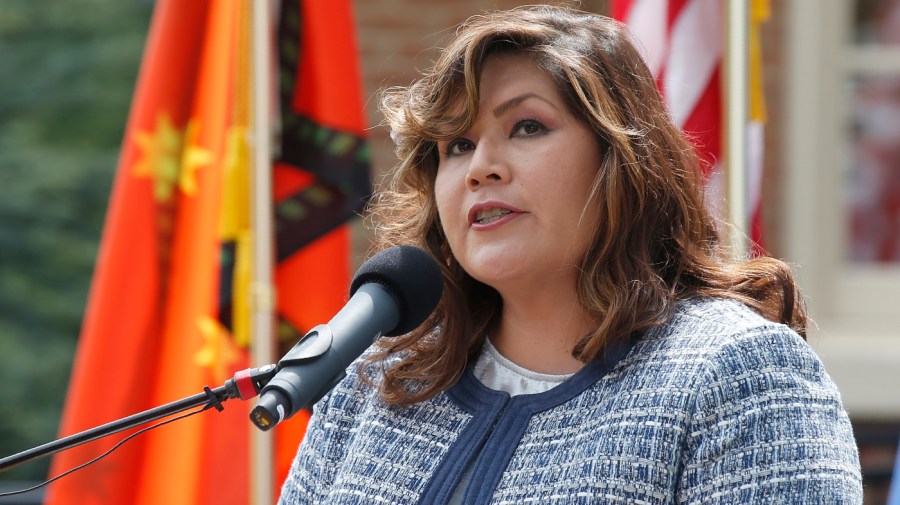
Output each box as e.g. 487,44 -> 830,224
676,324 -> 863,504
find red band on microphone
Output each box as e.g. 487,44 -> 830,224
234,369 -> 258,400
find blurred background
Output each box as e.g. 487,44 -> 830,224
1,0 -> 898,503
0,0 -> 154,495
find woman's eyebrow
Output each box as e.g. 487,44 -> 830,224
492,92 -> 556,117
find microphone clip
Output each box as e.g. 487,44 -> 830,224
277,324 -> 334,367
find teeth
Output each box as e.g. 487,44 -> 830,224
475,208 -> 511,224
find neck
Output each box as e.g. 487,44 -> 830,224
490,282 -> 595,375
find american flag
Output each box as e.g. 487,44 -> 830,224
611,0 -> 767,254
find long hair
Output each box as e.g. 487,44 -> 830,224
368,5 -> 806,405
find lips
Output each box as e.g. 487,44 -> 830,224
468,201 -> 523,227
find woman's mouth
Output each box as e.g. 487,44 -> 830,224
474,207 -> 512,224
468,202 -> 523,229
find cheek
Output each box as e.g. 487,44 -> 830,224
553,160 -> 601,247
433,171 -> 459,233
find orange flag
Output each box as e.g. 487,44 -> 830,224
46,0 -> 250,503
47,0 -> 370,502
270,0 -> 371,488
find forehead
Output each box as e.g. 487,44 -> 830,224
431,51 -> 567,139
477,52 -> 560,103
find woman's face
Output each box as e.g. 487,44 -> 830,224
434,52 -> 603,295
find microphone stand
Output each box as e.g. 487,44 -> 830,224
0,364 -> 277,473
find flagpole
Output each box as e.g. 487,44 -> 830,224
250,0 -> 275,503
725,0 -> 749,259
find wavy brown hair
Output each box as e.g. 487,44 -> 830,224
366,5 -> 806,405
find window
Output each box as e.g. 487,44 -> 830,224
785,0 -> 900,417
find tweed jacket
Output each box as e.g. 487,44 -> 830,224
278,297 -> 863,504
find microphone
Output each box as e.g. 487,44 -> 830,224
249,245 -> 443,431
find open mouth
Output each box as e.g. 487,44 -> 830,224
474,208 -> 512,224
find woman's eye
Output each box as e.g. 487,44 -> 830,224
512,119 -> 547,137
446,138 -> 475,156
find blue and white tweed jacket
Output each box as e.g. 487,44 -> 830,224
279,298 -> 862,504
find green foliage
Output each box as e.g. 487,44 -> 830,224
0,0 -> 152,482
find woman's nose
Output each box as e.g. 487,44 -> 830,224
465,140 -> 509,190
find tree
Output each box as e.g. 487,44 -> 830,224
0,0 -> 152,483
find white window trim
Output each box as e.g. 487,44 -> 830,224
785,0 -> 900,419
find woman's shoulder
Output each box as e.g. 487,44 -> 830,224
643,297 -> 806,354
645,302 -> 862,502
669,296 -> 791,336
623,297 -> 828,388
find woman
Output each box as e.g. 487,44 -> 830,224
279,5 -> 862,503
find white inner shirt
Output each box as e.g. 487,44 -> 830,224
473,338 -> 574,396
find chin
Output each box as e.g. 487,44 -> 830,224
468,261 -> 519,280
465,261 -> 531,292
